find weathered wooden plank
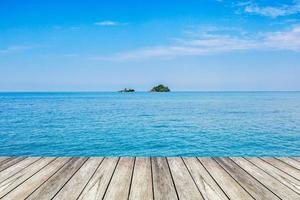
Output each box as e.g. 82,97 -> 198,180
26,157 -> 87,200
0,157 -> 9,161
103,157 -> 135,200
183,157 -> 228,200
292,157 -> 300,162
168,157 -> 203,200
0,157 -> 26,172
152,157 -> 178,200
0,157 -> 298,200
0,157 -> 40,183
0,157 -> 11,166
129,157 -> 153,200
77,157 -> 119,200
262,158 -> 300,180
232,157 -> 300,200
1,158 -> 70,200
277,157 -> 300,171
247,158 -> 300,194
198,158 -> 253,200
215,158 -> 280,200
0,158 -> 55,198
53,157 -> 103,200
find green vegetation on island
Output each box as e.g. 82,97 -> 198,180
150,84 -> 170,92
119,88 -> 135,92
118,84 -> 170,92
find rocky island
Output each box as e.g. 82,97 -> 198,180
119,88 -> 135,92
150,84 -> 170,92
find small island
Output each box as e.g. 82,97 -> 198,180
119,88 -> 135,92
150,84 -> 170,92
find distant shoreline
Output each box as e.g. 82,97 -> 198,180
0,91 -> 300,93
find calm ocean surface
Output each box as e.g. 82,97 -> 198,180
0,92 -> 299,156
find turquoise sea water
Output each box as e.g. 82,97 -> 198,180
0,92 -> 299,156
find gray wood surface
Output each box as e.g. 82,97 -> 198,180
0,157 -> 27,173
103,157 -> 135,200
0,158 -> 54,198
26,158 -> 87,200
77,157 -> 119,200
168,157 -> 203,200
293,157 -> 300,162
152,157 -> 178,200
198,158 -> 254,200
183,157 -> 228,200
129,157 -> 153,200
277,157 -> 300,171
0,157 -> 299,200
261,157 -> 300,180
0,157 -> 40,183
215,158 -> 280,200
247,158 -> 300,194
0,157 -> 10,166
53,158 -> 103,200
232,157 -> 300,200
1,158 -> 70,200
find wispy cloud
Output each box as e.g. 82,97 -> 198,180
236,1 -> 300,18
63,54 -> 77,57
91,25 -> 300,61
94,20 -> 128,26
0,45 -> 37,55
265,25 -> 300,50
70,26 -> 81,31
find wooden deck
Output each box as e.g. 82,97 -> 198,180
0,157 -> 299,199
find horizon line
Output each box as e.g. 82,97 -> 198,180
0,90 -> 300,93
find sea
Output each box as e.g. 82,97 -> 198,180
0,92 -> 299,156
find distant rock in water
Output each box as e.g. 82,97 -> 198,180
119,88 -> 135,92
150,84 -> 170,92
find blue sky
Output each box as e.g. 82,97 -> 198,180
0,0 -> 300,91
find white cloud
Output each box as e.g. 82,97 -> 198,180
265,25 -> 300,50
94,21 -> 128,26
70,26 -> 81,30
63,54 -> 77,57
91,25 -> 300,61
238,1 -> 300,18
0,45 -> 37,55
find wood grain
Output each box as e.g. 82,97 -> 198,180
168,157 -> 203,200
0,157 -> 11,166
103,157 -> 135,200
277,157 -> 300,171
53,157 -> 103,200
0,158 -> 55,198
247,158 -> 300,194
292,157 -> 300,162
152,157 -> 178,200
183,157 -> 228,200
129,157 -> 153,200
26,157 -> 87,200
198,158 -> 253,200
215,158 -> 279,200
0,157 -> 298,200
261,157 -> 300,180
77,157 -> 119,200
0,157 -> 27,173
232,157 -> 299,200
1,158 -> 70,200
0,157 -> 40,183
